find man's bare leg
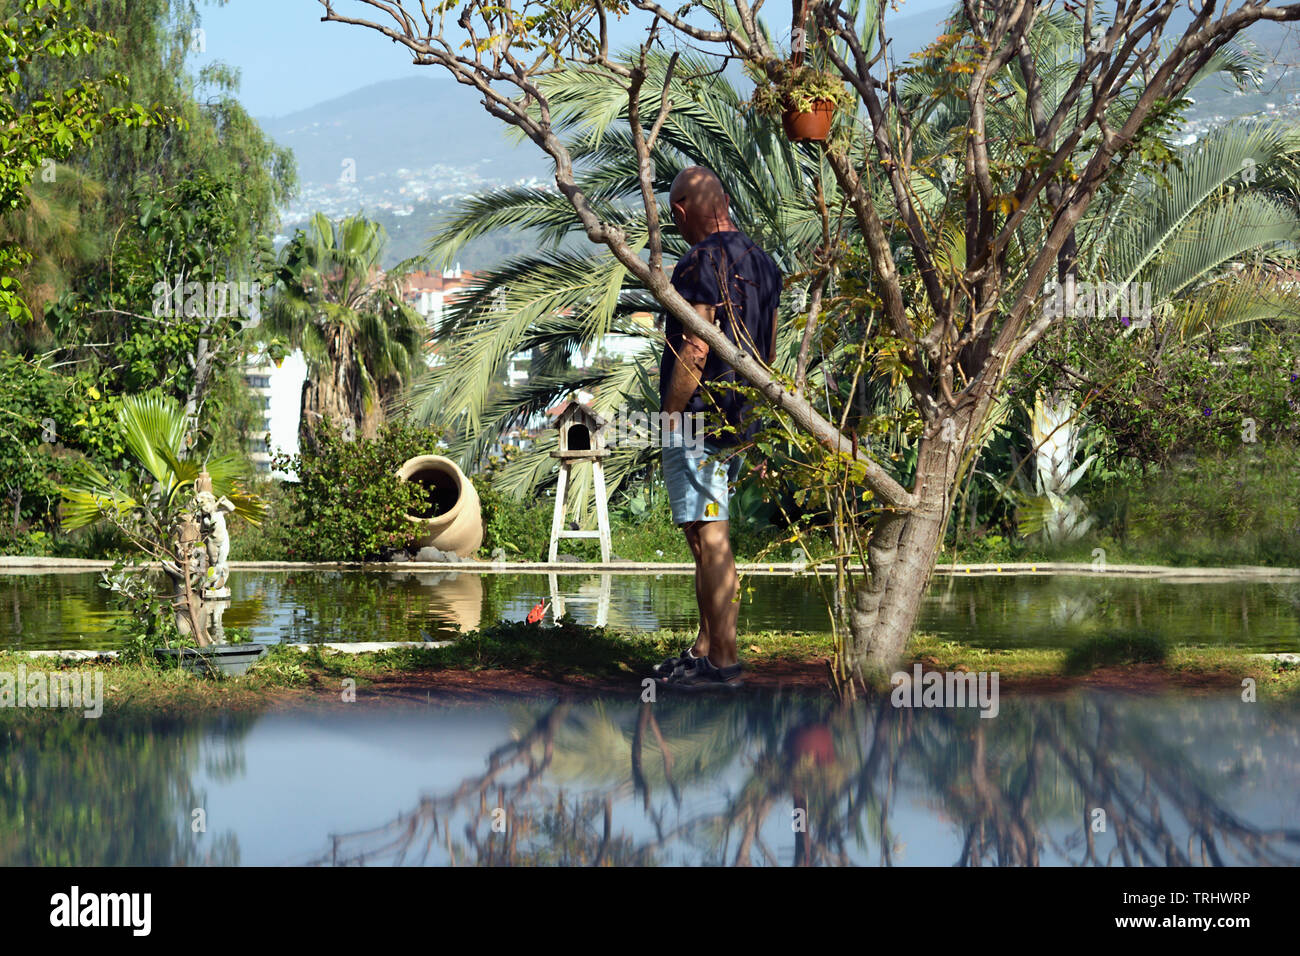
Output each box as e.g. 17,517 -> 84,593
684,524 -> 711,658
687,519 -> 738,667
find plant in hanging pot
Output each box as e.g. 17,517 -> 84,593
751,66 -> 853,143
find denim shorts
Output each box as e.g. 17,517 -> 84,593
662,439 -> 742,525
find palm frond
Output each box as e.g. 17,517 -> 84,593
118,393 -> 188,488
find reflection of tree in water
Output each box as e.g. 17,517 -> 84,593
307,704 -> 652,866
0,713 -> 249,865
923,700 -> 1300,866
310,694 -> 1300,867
1269,581 -> 1300,626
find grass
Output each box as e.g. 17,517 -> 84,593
904,635 -> 1066,681
2,622 -> 1297,721
313,617 -> 670,679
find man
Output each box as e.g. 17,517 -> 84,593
654,166 -> 782,691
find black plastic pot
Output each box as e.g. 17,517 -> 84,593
155,643 -> 268,677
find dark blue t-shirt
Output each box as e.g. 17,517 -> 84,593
660,230 -> 782,447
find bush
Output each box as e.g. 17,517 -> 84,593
0,353 -> 131,552
226,477 -> 295,560
269,418 -> 445,561
1064,631 -> 1168,674
1044,328 -> 1300,466
473,475 -> 553,561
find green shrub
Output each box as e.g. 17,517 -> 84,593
269,418 -> 444,561
0,353 -> 131,553
1044,329 -> 1300,466
1064,631 -> 1168,674
611,488 -> 691,561
473,475 -> 553,561
226,477 -> 295,560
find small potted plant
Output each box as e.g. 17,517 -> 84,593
751,66 -> 852,143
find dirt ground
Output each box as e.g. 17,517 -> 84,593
269,658 -> 1245,711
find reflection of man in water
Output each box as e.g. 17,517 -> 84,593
653,166 -> 782,691
787,722 -> 837,866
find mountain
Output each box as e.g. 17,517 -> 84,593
261,7 -> 1300,267
259,76 -> 544,187
258,3 -> 947,198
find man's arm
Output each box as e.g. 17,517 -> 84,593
663,301 -> 715,419
768,306 -> 778,364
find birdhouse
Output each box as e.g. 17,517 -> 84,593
553,401 -> 609,459
547,400 -> 612,564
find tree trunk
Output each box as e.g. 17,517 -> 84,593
299,325 -> 366,455
847,409 -> 973,679
164,525 -> 209,648
366,370 -> 405,440
183,332 -> 214,451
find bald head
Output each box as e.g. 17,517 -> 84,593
670,166 -> 729,209
669,166 -> 734,243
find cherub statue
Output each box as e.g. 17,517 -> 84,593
193,490 -> 237,597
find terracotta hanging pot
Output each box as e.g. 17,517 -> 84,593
781,99 -> 835,142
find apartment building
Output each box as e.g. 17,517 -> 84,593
243,358 -> 276,473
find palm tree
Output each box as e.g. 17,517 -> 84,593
1075,119 -> 1300,334
266,212 -> 427,454
905,7 -> 1300,331
901,8 -> 1300,548
59,392 -> 265,643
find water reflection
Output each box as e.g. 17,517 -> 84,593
0,714 -> 251,865
305,696 -> 1300,867
4,694 -> 1296,866
6,570 -> 1300,652
389,571 -> 483,634
548,572 -> 612,626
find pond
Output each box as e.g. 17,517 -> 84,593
3,568 -> 1300,653
2,692 -> 1296,865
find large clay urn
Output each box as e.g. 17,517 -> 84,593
396,455 -> 484,557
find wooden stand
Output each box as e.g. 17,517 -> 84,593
548,451 -> 612,563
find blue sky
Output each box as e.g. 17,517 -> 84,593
192,0 -> 957,118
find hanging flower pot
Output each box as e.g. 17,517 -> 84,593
751,64 -> 849,144
781,98 -> 836,142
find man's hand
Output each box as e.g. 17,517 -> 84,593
663,302 -> 715,419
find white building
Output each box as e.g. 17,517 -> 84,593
243,358 -> 276,473
402,265 -> 473,329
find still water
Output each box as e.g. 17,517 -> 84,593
2,693 -> 1296,866
3,569 -> 1300,652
